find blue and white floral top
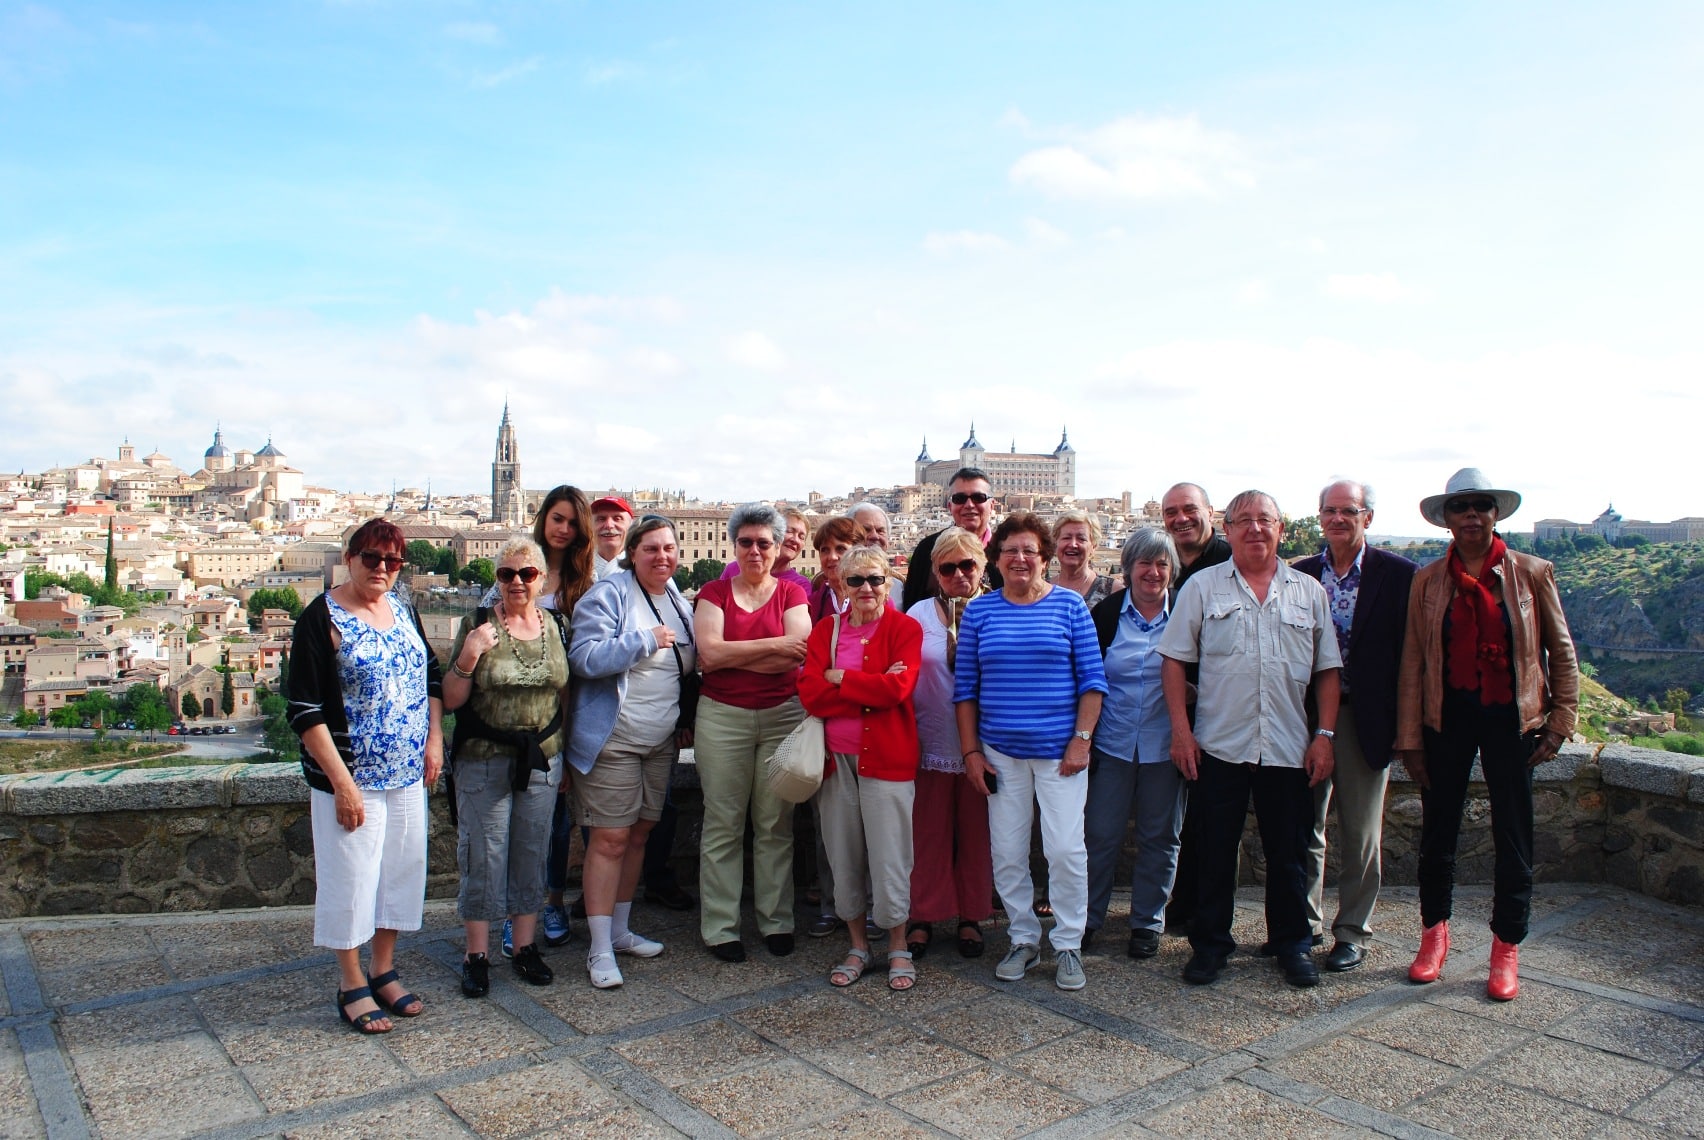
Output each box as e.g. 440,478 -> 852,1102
327,591 -> 432,790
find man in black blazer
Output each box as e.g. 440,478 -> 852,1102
1294,479 -> 1416,972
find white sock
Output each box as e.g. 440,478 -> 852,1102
612,901 -> 633,940
587,914 -> 613,958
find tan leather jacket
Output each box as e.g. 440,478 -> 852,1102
1395,548 -> 1578,749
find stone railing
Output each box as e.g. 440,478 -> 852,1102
0,743 -> 1699,918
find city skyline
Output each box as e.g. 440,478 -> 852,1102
3,3 -> 1701,523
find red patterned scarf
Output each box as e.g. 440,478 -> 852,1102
1446,534 -> 1513,704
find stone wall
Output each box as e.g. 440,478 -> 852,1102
0,743 -> 1699,919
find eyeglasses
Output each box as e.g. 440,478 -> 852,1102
1444,496 -> 1496,515
999,546 -> 1043,558
495,565 -> 542,584
936,559 -> 980,577
950,491 -> 991,506
844,574 -> 887,589
1228,516 -> 1279,531
357,551 -> 405,572
736,537 -> 775,551
1318,507 -> 1366,519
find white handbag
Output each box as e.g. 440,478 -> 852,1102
766,615 -> 839,804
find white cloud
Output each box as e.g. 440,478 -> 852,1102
1236,279 -> 1270,305
1025,218 -> 1072,248
1322,273 -> 1420,303
585,60 -> 639,85
1009,113 -> 1255,202
471,56 -> 540,89
1097,226 -> 1127,243
922,229 -> 1011,255
724,331 -> 788,372
445,21 -> 501,45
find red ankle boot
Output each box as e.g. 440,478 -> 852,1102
1408,921 -> 1450,983
1487,935 -> 1519,1001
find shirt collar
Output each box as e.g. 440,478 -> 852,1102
1321,542 -> 1366,580
1121,589 -> 1170,627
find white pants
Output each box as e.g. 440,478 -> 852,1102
310,783 -> 428,951
985,745 -> 1088,951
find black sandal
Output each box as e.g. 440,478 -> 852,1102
366,969 -> 423,1017
957,921 -> 984,958
337,986 -> 391,1034
906,921 -> 931,959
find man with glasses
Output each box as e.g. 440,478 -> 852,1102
901,468 -> 1002,613
1159,490 -> 1341,988
1293,481 -> 1415,972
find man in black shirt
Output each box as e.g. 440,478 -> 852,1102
900,467 -> 1003,613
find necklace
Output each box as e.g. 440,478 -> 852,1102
499,606 -> 551,686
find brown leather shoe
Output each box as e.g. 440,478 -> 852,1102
1408,920 -> 1450,983
1487,935 -> 1519,1001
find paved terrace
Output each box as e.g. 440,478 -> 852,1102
2,885 -> 1700,1139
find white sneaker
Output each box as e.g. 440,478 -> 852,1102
587,951 -> 624,989
1055,948 -> 1086,991
995,943 -> 1040,982
611,930 -> 665,958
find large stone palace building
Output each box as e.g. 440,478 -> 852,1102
913,425 -> 1076,498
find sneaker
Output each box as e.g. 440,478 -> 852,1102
1055,948 -> 1086,991
610,930 -> 664,958
460,953 -> 490,998
807,914 -> 842,938
995,943 -> 1040,982
541,904 -> 572,947
587,951 -> 624,989
501,918 -> 514,959
511,943 -> 553,986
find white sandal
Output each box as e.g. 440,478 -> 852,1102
587,951 -> 624,989
829,947 -> 872,987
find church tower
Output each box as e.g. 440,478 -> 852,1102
1052,426 -> 1076,496
490,403 -> 525,527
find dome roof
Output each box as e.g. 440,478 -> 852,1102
256,438 -> 285,458
960,423 -> 982,450
204,428 -> 230,459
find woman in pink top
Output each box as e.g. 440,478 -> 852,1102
692,503 -> 811,962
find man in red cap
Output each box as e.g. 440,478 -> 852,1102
590,497 -> 635,580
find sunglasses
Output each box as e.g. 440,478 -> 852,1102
950,491 -> 991,506
357,551 -> 405,572
1444,496 -> 1497,515
736,537 -> 774,550
844,574 -> 887,589
936,559 -> 980,577
495,565 -> 542,584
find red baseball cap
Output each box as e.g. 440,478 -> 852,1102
590,496 -> 634,515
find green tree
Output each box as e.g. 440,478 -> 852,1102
187,626 -> 206,643
436,547 -> 459,578
73,690 -> 117,729
460,558 -> 496,587
1578,661 -> 1598,679
104,520 -> 118,592
688,559 -> 726,588
12,708 -> 41,728
1278,516 -> 1323,560
181,691 -> 201,720
405,540 -> 441,572
247,587 -> 303,619
673,566 -> 692,591
49,705 -> 79,733
23,570 -> 67,599
1663,688 -> 1691,715
125,686 -> 172,739
221,667 -> 236,716
259,693 -> 300,761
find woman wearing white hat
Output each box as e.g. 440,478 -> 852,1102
1395,469 -> 1578,1002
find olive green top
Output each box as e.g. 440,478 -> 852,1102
450,609 -> 570,762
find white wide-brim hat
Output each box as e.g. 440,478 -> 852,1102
1419,468 -> 1522,528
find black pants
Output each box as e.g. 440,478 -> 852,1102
1166,790 -> 1203,930
1189,753 -> 1313,961
643,793 -> 682,891
1419,691 -> 1535,943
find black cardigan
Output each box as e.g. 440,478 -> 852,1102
286,592 -> 444,794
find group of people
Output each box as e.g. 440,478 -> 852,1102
289,462 -> 1577,1032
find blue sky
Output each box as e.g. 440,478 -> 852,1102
3,1 -> 1701,529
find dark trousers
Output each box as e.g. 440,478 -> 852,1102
1166,790 -> 1204,930
1189,753 -> 1313,961
1419,691 -> 1535,943
644,792 -> 682,890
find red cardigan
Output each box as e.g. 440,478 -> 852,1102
797,608 -> 923,781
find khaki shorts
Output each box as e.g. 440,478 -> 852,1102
572,735 -> 676,828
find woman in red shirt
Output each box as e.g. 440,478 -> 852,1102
798,546 -> 924,990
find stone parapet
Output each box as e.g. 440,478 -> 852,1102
0,743 -> 1699,918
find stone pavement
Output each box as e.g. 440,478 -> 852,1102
1,885 -> 1700,1139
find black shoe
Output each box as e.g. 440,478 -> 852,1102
1080,927 -> 1097,952
646,881 -> 695,911
710,940 -> 746,963
1182,951 -> 1226,985
1128,930 -> 1160,959
1258,933 -> 1326,957
1323,941 -> 1365,972
764,932 -> 795,957
511,943 -> 554,986
1279,952 -> 1320,988
461,953 -> 490,998
570,896 -> 588,920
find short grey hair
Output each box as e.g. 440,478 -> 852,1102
496,536 -> 546,569
1119,527 -> 1177,580
1318,479 -> 1375,512
727,502 -> 784,544
847,501 -> 888,524
839,544 -> 890,581
1224,489 -> 1281,525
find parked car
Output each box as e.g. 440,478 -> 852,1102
220,724 -> 238,735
